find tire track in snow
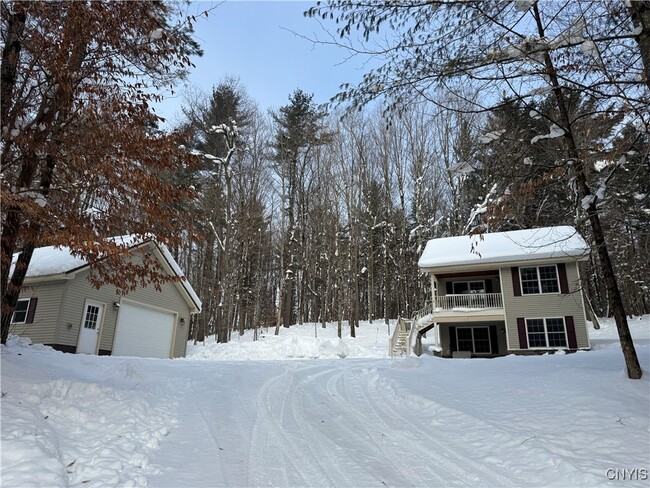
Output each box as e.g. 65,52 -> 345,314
365,371 -> 516,486
325,370 -> 455,487
288,368 -> 361,487
247,365 -> 338,487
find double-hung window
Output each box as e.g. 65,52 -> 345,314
520,265 -> 559,294
12,299 -> 30,324
526,318 -> 567,348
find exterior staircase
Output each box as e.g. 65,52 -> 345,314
390,317 -> 412,357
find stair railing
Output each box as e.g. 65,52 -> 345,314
389,316 -> 411,358
407,302 -> 433,357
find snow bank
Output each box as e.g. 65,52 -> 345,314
185,321 -> 394,361
1,337 -> 177,488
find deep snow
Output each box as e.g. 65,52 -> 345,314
2,317 -> 649,487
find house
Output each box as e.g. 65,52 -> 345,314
9,237 -> 201,359
401,226 -> 591,358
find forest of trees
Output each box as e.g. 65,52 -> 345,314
173,80 -> 648,345
2,0 -> 648,376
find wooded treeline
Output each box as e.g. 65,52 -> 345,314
174,80 -> 649,344
2,0 -> 647,358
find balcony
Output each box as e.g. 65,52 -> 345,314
435,293 -> 503,310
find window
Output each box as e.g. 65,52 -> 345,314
520,266 -> 559,294
83,305 -> 101,330
12,299 -> 30,324
452,280 -> 485,294
526,318 -> 567,348
456,326 -> 492,354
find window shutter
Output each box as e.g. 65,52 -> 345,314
449,326 -> 457,352
565,316 -> 577,349
557,263 -> 569,294
445,281 -> 453,295
26,298 -> 38,324
485,279 -> 493,293
489,325 -> 498,355
511,267 -> 521,296
517,318 -> 528,349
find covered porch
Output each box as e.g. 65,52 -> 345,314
415,320 -> 508,358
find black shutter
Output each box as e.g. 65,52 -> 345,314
557,263 -> 569,294
565,316 -> 577,349
26,298 -> 38,324
485,279 -> 493,293
517,318 -> 528,349
446,281 -> 453,295
489,325 -> 498,355
449,326 -> 457,352
511,267 -> 521,296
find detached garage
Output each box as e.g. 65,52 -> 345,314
9,237 -> 201,358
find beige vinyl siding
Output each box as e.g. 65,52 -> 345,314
501,261 -> 589,349
60,267 -> 190,357
13,281 -> 66,344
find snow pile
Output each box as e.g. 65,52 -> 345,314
1,317 -> 649,487
185,320 -> 394,360
1,337 -> 177,487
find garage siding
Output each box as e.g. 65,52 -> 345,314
57,266 -> 191,357
14,281 -> 66,344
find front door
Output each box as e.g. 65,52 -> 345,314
77,301 -> 104,354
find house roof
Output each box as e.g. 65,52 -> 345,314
11,236 -> 202,312
418,226 -> 590,270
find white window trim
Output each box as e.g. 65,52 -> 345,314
452,280 -> 486,295
11,298 -> 31,324
525,317 -> 568,350
455,326 -> 492,355
519,264 -> 560,295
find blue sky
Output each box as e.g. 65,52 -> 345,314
155,1 -> 369,125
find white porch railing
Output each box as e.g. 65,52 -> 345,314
389,317 -> 412,358
434,293 -> 503,310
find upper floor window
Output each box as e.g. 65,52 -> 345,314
12,299 -> 30,324
520,265 -> 559,294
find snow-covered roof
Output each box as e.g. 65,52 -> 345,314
418,226 -> 589,270
11,236 -> 202,312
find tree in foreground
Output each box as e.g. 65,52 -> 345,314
307,0 -> 647,378
1,1 -> 204,344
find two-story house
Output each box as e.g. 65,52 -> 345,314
410,226 -> 591,358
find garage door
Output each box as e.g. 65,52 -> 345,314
113,302 -> 175,358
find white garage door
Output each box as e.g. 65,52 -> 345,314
113,302 -> 175,358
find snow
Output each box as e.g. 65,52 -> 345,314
149,28 -> 163,40
186,320 -> 392,361
2,317 -> 649,487
531,123 -> 565,143
419,225 -> 589,269
11,245 -> 88,278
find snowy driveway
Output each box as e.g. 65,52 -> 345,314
2,324 -> 649,488
149,360 -> 517,487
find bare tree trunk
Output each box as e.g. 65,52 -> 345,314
533,4 -> 642,379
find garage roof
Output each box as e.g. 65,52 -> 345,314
11,236 -> 202,312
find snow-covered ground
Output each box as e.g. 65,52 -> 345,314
2,317 -> 649,487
